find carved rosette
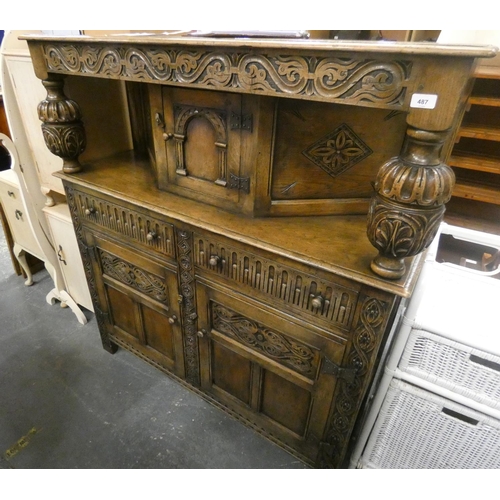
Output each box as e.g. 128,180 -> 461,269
367,127 -> 455,279
38,76 -> 86,173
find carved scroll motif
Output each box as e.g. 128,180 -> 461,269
99,250 -> 168,303
41,43 -> 411,108
320,295 -> 388,468
176,229 -> 200,385
212,303 -> 316,376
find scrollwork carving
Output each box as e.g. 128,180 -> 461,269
176,229 -> 200,385
99,250 -> 168,302
41,43 -> 410,108
212,303 -> 316,376
320,295 -> 388,468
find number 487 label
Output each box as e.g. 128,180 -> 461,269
410,93 -> 438,109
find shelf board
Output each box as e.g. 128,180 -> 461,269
457,124 -> 500,142
449,153 -> 500,174
453,181 -> 500,205
474,66 -> 500,79
469,95 -> 500,107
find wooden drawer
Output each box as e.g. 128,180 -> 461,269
70,188 -> 176,261
84,230 -> 185,378
193,231 -> 359,334
196,279 -> 349,464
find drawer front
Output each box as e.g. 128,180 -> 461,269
70,188 -> 176,260
84,231 -> 184,378
364,379 -> 500,469
399,329 -> 500,409
0,182 -> 41,256
196,280 -> 348,464
193,232 -> 359,333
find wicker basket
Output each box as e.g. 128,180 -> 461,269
399,329 -> 500,410
363,379 -> 500,469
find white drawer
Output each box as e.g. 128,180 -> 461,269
363,379 -> 500,469
399,329 -> 500,410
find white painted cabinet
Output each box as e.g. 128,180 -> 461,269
43,203 -> 93,312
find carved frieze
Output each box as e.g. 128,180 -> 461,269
41,43 -> 411,108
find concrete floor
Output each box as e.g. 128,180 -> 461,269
0,224 -> 308,469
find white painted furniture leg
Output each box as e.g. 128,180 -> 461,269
13,242 -> 33,286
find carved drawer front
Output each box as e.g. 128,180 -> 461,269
71,188 -> 175,260
193,233 -> 359,333
196,281 -> 348,465
85,232 -> 185,378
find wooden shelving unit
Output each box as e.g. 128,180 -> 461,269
446,66 -> 500,235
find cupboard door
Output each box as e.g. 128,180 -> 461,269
157,87 -> 247,206
196,280 -> 348,463
85,231 -> 185,378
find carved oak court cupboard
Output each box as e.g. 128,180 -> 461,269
22,33 -> 496,468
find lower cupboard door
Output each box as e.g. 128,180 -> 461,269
87,232 -> 184,378
196,281 -> 347,463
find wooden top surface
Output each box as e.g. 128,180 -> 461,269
20,33 -> 498,58
55,151 -> 424,298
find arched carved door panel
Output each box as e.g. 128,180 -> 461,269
157,87 -> 248,207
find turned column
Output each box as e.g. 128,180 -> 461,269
367,126 -> 455,279
37,74 -> 86,174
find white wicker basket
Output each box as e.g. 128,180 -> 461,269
399,329 -> 500,410
363,379 -> 500,469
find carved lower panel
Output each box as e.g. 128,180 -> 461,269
211,302 -> 318,378
41,43 -> 411,108
99,249 -> 168,303
177,229 -> 200,385
194,234 -> 358,331
72,190 -> 175,259
319,295 -> 389,468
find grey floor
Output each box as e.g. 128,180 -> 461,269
0,224 -> 308,469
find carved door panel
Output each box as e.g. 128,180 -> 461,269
157,87 -> 249,207
84,230 -> 185,378
195,280 -> 348,464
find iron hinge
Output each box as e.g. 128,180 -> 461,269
230,113 -> 253,131
321,357 -> 357,384
228,173 -> 250,194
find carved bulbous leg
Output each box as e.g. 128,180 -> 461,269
367,127 -> 455,280
37,75 -> 86,173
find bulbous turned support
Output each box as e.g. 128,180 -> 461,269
37,75 -> 86,173
367,127 -> 455,280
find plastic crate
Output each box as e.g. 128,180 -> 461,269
363,379 -> 500,469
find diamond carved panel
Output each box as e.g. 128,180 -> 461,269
302,123 -> 373,177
